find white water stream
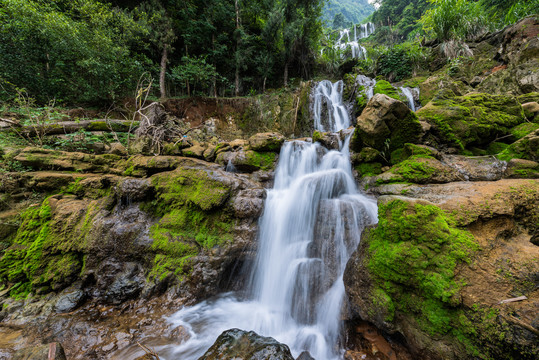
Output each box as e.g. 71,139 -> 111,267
334,23 -> 375,59
399,86 -> 420,112
313,80 -> 351,132
162,85 -> 378,360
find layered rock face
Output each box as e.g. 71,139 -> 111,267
344,180 -> 539,360
0,143 -> 274,358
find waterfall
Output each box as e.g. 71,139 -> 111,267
334,22 -> 375,59
162,89 -> 378,360
356,75 -> 377,101
313,80 -> 351,132
399,86 -> 420,112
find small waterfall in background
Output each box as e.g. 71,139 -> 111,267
162,79 -> 378,360
356,75 -> 377,101
225,159 -> 237,173
334,22 -> 375,59
399,86 -> 420,112
313,80 -> 351,132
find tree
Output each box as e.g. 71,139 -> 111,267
136,0 -> 176,99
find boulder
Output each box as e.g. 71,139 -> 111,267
417,93 -> 526,150
499,129 -> 539,161
522,102 -> 539,119
216,150 -> 276,173
355,94 -> 422,152
182,143 -> 206,159
248,132 -> 285,152
198,328 -> 294,360
54,288 -> 85,313
345,180 -> 539,360
12,342 -> 66,360
504,158 -> 539,179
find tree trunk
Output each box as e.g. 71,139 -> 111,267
284,61 -> 289,87
235,0 -> 240,97
159,46 -> 168,100
263,77 -> 267,93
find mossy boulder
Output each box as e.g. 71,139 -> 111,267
372,155 -> 464,185
504,159 -> 539,179
498,129 -> 539,161
344,192 -> 539,360
373,80 -> 406,102
216,150 -> 276,172
355,94 -> 423,153
417,93 -> 526,150
248,132 -> 285,152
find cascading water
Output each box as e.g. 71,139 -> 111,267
399,86 -> 420,112
334,22 -> 374,59
159,82 -> 378,359
313,80 -> 351,132
356,75 -> 377,101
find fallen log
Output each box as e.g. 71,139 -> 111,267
0,119 -> 138,135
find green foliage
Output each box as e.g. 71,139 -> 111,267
170,56 -> 220,96
419,0 -> 490,42
503,0 -> 539,25
372,0 -> 430,41
0,0 -> 151,104
356,41 -> 428,81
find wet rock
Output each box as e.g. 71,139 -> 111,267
442,155 -> 506,181
183,143 -> 206,159
248,132 -> 285,152
296,351 -> 315,360
55,288 -> 85,313
504,158 -> 539,179
109,142 -> 128,156
13,342 -> 66,360
233,189 -> 266,218
117,178 -> 152,202
98,262 -> 144,304
313,131 -> 341,150
355,94 -> 422,152
199,328 -> 294,360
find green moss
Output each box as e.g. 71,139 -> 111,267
244,151 -> 276,171
312,130 -> 322,143
510,123 -> 539,140
355,162 -> 383,177
152,168 -> 230,212
145,167 -> 235,282
418,93 -> 526,151
486,142 -> 510,155
0,197 -> 82,297
374,80 -> 406,102
361,199 -> 532,357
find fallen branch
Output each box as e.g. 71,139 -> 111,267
137,341 -> 160,360
0,120 -> 136,136
498,295 -> 527,304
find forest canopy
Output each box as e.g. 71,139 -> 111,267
0,0 -> 325,104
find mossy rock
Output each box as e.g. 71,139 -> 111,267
345,197 -> 484,358
144,167 -> 235,282
517,92 -> 539,105
498,129 -> 539,161
390,143 -> 440,165
375,156 -> 463,185
356,94 -> 423,153
417,93 -> 526,150
355,162 -> 383,177
373,80 -> 406,102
